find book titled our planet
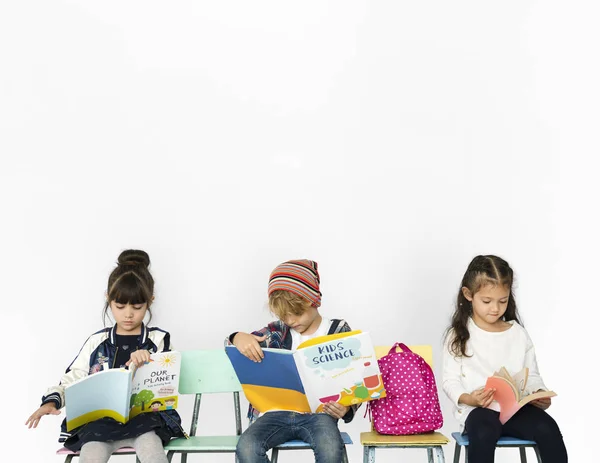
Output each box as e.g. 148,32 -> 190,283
65,351 -> 181,431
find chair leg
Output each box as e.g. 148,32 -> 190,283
64,456 -> 74,463
453,443 -> 461,463
363,445 -> 375,463
434,446 -> 446,463
166,451 -> 174,463
533,446 -> 542,463
271,448 -> 279,463
464,447 -> 469,463
342,446 -> 349,463
181,453 -> 188,463
427,447 -> 434,463
136,457 -> 141,463
519,446 -> 527,463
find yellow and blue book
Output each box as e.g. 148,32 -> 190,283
226,331 -> 386,413
65,351 -> 181,431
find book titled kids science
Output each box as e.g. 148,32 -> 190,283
226,331 -> 386,413
65,351 -> 181,431
485,366 -> 556,424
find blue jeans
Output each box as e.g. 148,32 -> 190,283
236,411 -> 344,463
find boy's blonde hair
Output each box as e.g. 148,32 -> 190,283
269,290 -> 313,320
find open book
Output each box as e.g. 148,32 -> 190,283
225,330 -> 386,414
485,366 -> 556,424
65,351 -> 181,431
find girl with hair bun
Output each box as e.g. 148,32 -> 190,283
26,250 -> 184,463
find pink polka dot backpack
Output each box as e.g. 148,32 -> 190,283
368,343 -> 443,435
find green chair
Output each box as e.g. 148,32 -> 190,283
164,349 -> 243,462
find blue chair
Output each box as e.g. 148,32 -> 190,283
451,432 -> 541,463
271,432 -> 353,463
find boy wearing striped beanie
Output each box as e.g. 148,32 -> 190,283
229,259 -> 356,463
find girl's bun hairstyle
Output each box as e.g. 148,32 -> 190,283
117,249 -> 151,268
103,249 -> 155,326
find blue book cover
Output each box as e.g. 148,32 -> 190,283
226,331 -> 386,413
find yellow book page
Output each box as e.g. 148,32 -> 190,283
243,384 -> 311,413
297,330 -> 362,349
66,409 -> 127,431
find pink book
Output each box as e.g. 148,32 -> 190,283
485,367 -> 556,424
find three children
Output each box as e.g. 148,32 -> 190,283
28,253 -> 567,463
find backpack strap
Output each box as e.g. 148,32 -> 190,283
388,342 -> 412,355
327,319 -> 345,335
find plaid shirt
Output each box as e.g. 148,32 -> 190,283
227,318 -> 360,424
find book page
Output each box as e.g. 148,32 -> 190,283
294,331 -> 386,412
65,368 -> 131,431
296,329 -> 361,349
495,367 -> 514,383
225,346 -> 310,413
486,370 -> 556,424
519,389 -> 557,407
129,351 -> 181,419
510,367 -> 529,401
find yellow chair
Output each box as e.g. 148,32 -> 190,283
360,345 -> 449,463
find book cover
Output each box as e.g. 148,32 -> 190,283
485,366 -> 556,424
65,351 -> 181,431
225,331 -> 386,413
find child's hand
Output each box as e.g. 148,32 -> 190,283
127,350 -> 151,368
233,332 -> 267,362
530,397 -> 551,410
25,403 -> 61,429
322,401 -> 349,420
463,388 -> 496,408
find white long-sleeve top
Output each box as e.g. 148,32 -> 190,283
442,318 -> 547,427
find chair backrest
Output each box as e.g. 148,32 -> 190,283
375,345 -> 433,367
179,349 -> 242,394
178,349 -> 243,437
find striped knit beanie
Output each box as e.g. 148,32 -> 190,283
268,259 -> 322,308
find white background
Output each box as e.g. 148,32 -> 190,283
1,1 -> 598,462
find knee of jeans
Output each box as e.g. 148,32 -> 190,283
310,427 -> 344,460
236,433 -> 265,459
314,440 -> 344,461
